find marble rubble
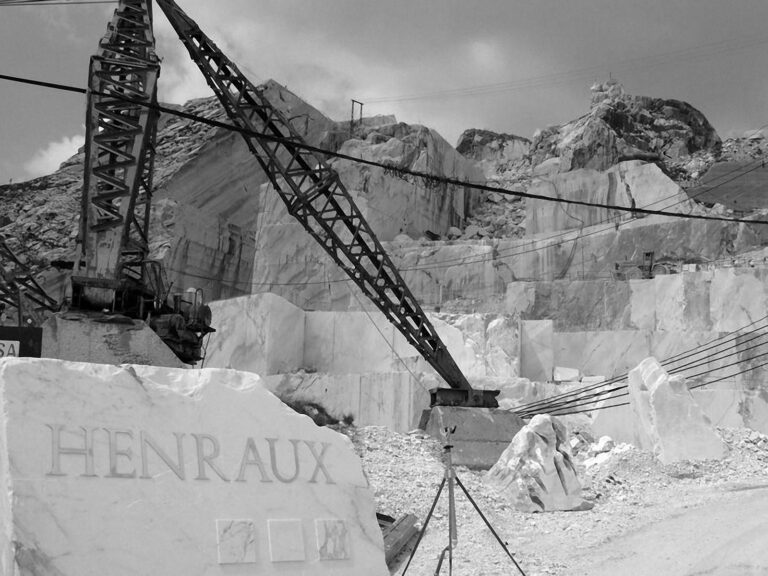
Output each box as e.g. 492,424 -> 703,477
0,357 -> 388,576
627,357 -> 728,464
486,414 -> 591,512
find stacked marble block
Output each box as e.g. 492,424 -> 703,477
205,293 -> 526,432
513,268 -> 768,433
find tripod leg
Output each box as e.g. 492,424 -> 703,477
433,546 -> 449,575
455,475 -> 528,576
401,476 -> 446,576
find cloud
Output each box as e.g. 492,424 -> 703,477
24,134 -> 85,178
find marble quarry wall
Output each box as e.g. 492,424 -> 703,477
255,213 -> 766,312
204,294 -> 522,430
206,294 -> 520,380
509,268 -> 768,334
150,85 -> 483,306
516,268 -> 768,433
525,161 -> 697,236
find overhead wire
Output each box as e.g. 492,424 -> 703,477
3,70 -> 768,286
513,314 -> 768,416
0,0 -> 115,5
364,32 -> 768,104
526,334 -> 768,417
2,72 -> 767,227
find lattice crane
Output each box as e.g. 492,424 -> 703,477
153,0 -> 497,407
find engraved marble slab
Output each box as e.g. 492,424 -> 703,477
267,518 -> 306,562
316,519 -> 350,560
0,358 -> 389,576
216,519 -> 257,564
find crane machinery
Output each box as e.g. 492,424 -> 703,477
0,1 -> 214,364
70,0 -> 216,364
2,0 -> 498,407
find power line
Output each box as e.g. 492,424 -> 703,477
364,32 -> 768,104
513,314 -> 768,416
2,71 -> 767,227
0,0 -> 115,5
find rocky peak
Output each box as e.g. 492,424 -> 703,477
455,128 -> 531,169
530,79 -> 721,175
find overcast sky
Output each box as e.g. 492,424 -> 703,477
1,0 -> 767,184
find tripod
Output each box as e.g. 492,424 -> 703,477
400,427 -> 527,576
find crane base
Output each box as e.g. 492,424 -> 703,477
428,387 -> 500,408
419,405 -> 525,469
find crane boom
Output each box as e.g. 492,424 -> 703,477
154,0 -> 497,407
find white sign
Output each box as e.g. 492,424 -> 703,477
0,340 -> 20,358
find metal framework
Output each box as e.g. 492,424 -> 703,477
155,0 -> 496,403
0,238 -> 59,322
73,0 -> 159,308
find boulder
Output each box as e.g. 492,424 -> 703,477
486,414 -> 591,512
529,80 -> 720,174
463,224 -> 481,238
0,357 -> 387,576
455,128 -> 531,178
628,357 -> 728,464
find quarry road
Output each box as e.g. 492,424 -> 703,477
580,483 -> 768,576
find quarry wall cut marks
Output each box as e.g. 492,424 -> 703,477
0,358 -> 387,576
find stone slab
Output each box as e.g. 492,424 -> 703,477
206,293 -> 305,375
422,406 -> 525,469
520,320 -> 554,382
0,358 -> 387,576
41,313 -> 186,368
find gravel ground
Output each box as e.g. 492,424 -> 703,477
344,425 -> 768,576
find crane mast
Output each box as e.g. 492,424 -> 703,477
154,0 -> 497,407
69,0 -> 213,365
73,0 -> 159,311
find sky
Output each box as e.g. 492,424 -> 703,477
1,0 -> 767,184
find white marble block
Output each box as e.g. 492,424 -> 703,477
0,357 -> 387,576
628,357 -> 727,464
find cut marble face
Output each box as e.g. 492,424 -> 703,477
267,518 -> 306,562
216,519 -> 257,564
316,519 -> 350,561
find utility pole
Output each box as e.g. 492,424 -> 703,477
350,99 -> 363,136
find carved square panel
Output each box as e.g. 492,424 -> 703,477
216,519 -> 257,564
315,518 -> 350,560
267,518 -> 306,562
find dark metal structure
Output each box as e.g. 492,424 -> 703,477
0,237 -> 59,326
154,0 -> 496,406
73,0 -> 160,312
71,0 -> 212,364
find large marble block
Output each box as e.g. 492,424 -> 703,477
653,275 -> 686,331
520,320 -> 554,381
554,330 -> 650,378
628,357 -> 727,464
0,358 -> 387,576
710,269 -> 766,332
206,293 -> 305,375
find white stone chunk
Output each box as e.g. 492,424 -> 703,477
628,357 -> 728,464
553,366 -> 580,382
0,358 -> 387,576
486,414 -> 591,512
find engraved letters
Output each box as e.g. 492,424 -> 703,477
45,425 -> 334,484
